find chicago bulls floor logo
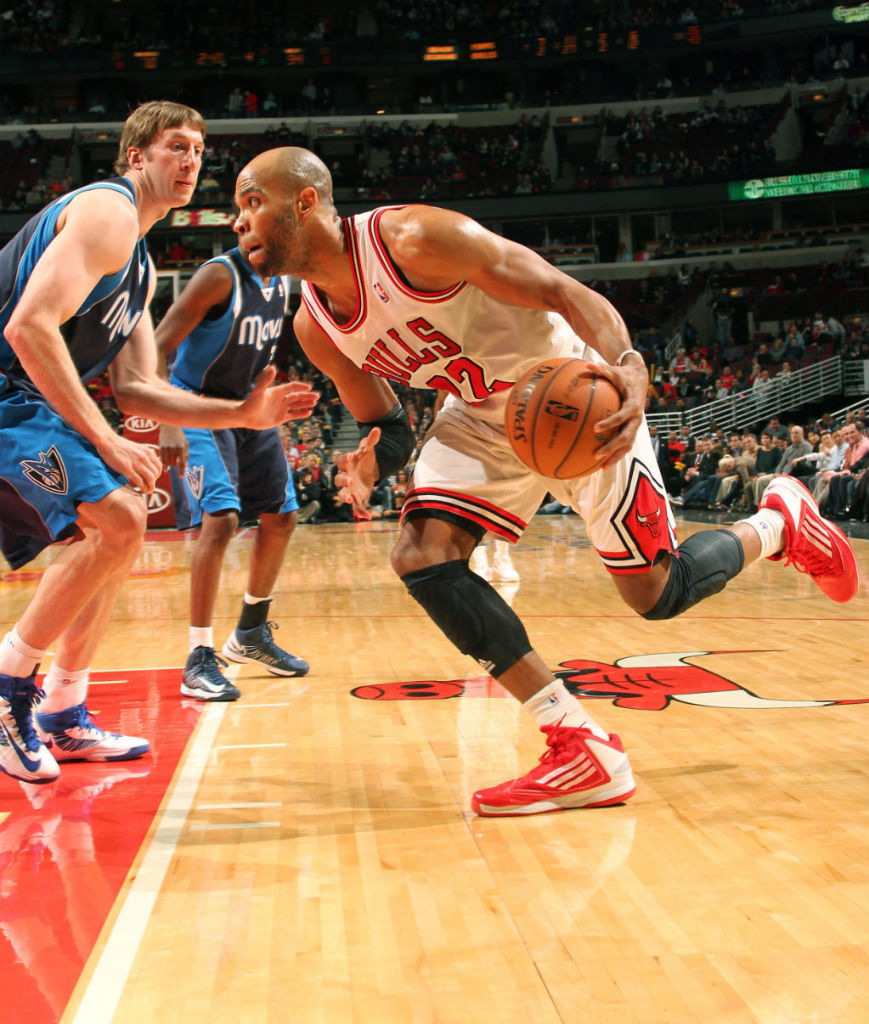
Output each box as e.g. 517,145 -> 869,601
351,650 -> 868,710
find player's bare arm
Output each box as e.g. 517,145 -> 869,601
294,303 -> 398,422
295,304 -> 404,516
111,310 -> 320,431
153,260 -> 235,469
380,206 -> 646,464
3,189 -> 141,453
154,260 -> 234,374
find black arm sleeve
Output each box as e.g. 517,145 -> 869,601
356,404 -> 415,484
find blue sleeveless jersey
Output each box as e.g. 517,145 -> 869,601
0,177 -> 151,384
169,248 -> 289,399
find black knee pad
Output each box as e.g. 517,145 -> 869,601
400,559 -> 532,677
642,529 -> 745,621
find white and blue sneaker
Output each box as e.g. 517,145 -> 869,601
35,702 -> 150,762
0,673 -> 60,784
222,622 -> 309,677
181,646 -> 241,702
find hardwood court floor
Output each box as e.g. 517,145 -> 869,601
1,514 -> 867,1024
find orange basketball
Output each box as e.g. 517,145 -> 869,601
504,358 -> 621,479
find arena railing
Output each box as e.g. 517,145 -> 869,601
646,356 -> 859,434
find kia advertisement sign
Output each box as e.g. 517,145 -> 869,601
123,416 -> 175,527
125,416 -> 160,434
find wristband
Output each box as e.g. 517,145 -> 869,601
356,404 -> 415,485
615,349 -> 644,367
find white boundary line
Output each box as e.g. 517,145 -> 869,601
68,700 -> 228,1024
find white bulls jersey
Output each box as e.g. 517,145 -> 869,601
301,206 -> 676,573
300,207 -> 582,424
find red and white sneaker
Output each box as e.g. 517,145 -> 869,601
471,723 -> 636,817
759,475 -> 860,603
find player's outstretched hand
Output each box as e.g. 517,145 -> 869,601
95,434 -> 163,494
159,424 -> 188,472
591,356 -> 649,469
333,428 -> 381,520
239,366 -> 321,428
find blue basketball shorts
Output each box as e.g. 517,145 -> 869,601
0,377 -> 128,569
170,425 -> 298,529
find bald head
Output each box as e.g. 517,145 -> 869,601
240,146 -> 333,201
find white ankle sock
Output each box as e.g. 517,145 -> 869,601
739,508 -> 785,558
0,626 -> 46,678
524,680 -> 608,738
41,664 -> 89,712
190,626 -> 214,651
243,592 -> 271,605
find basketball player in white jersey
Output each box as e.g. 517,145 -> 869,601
232,147 -> 859,817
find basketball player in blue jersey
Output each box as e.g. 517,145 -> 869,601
0,105 -> 319,786
156,248 -> 309,702
232,147 -> 859,817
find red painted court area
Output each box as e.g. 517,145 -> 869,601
0,668 -> 198,1024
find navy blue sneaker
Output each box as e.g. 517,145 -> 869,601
36,702 -> 149,762
181,646 -> 241,701
0,673 -> 59,784
222,622 -> 309,677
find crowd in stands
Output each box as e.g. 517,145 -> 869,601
0,0 -> 864,124
640,303 -> 869,418
660,410 -> 869,522
590,100 -> 779,189
4,78 -> 863,214
0,0 -> 838,67
371,0 -> 833,41
361,115 -> 552,202
0,0 -> 70,53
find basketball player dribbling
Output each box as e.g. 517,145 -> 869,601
0,107 -> 318,787
231,146 -> 860,817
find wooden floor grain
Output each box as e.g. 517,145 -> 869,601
3,513 -> 867,1023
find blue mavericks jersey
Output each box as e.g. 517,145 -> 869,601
169,248 -> 289,399
0,177 -> 151,383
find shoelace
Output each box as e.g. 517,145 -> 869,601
66,702 -> 106,735
8,684 -> 46,749
198,648 -> 230,681
538,718 -> 575,764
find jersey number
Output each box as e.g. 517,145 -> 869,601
426,357 -> 512,403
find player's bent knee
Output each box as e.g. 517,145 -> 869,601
260,510 -> 297,536
202,509 -> 239,544
390,532 -> 446,577
106,486 -> 148,535
642,529 -> 744,620
400,560 -> 532,677
82,487 -> 148,558
612,560 -> 671,616
390,517 -> 480,577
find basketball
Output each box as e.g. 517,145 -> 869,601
504,358 -> 621,478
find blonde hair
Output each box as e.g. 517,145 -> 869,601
115,100 -> 206,174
